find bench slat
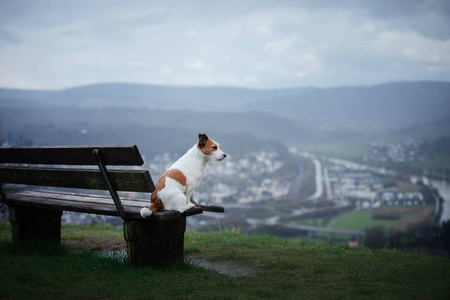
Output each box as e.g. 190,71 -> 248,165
6,191 -> 203,220
0,145 -> 144,166
18,190 -> 150,208
0,167 -> 155,193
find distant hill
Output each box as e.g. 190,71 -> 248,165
395,116 -> 450,141
248,81 -> 450,129
0,103 -> 313,154
1,81 -> 449,130
1,81 -> 449,152
0,83 -> 317,111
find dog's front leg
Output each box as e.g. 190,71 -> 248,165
190,191 -> 199,205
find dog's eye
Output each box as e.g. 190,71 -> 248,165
212,146 -> 218,150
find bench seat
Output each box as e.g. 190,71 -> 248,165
5,190 -> 203,220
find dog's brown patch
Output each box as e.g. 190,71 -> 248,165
147,169 -> 187,213
149,194 -> 164,212
198,134 -> 218,156
154,169 -> 187,190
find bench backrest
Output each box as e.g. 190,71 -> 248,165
0,145 -> 156,219
0,145 -> 155,193
0,145 -> 144,165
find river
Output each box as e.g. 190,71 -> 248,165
410,176 -> 450,223
429,178 -> 450,223
291,148 -> 450,224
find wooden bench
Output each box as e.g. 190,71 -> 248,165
0,145 -> 223,265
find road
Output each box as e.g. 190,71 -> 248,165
308,158 -> 323,200
429,178 -> 450,223
280,222 -> 364,237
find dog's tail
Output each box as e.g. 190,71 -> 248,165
140,207 -> 153,218
140,191 -> 164,218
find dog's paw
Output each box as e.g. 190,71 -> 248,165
140,208 -> 153,218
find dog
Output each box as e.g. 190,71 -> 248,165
140,133 -> 226,218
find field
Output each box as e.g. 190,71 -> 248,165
295,205 -> 434,245
1,222 -> 450,299
331,205 -> 434,232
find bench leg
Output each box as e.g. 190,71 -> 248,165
9,206 -> 62,243
123,217 -> 186,266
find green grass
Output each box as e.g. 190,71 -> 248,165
417,151 -> 450,172
1,223 -> 450,299
61,223 -> 126,251
332,210 -> 389,230
396,180 -> 421,193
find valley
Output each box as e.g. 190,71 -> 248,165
1,81 -> 449,249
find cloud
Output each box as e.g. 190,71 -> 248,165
263,36 -> 300,56
371,29 -> 450,70
0,0 -> 450,89
0,28 -> 21,44
184,59 -> 206,71
243,75 -> 259,83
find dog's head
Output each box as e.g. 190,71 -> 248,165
197,133 -> 227,162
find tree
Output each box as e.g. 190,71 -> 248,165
442,221 -> 450,253
365,226 -> 386,248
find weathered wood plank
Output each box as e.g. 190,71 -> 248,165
0,167 -> 155,192
17,190 -> 150,208
11,196 -> 119,216
17,191 -> 208,216
4,191 -> 203,220
124,217 -> 186,265
20,190 -> 146,205
196,204 -> 225,213
0,145 -> 144,166
9,206 -> 63,243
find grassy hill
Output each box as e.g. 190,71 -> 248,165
1,223 -> 449,299
251,81 -> 450,129
302,119 -> 450,178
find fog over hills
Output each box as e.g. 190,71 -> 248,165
2,81 -> 449,127
0,83 -> 317,111
249,81 -> 450,129
1,81 -> 449,155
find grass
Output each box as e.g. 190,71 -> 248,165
332,205 -> 434,232
396,181 -> 421,193
1,222 -> 450,299
333,210 -> 393,231
416,151 -> 450,174
294,205 -> 434,234
61,223 -> 125,251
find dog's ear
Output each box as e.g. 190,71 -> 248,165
198,133 -> 209,149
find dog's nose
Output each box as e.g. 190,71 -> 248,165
223,154 -> 227,158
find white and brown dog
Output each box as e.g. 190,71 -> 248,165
140,133 -> 226,218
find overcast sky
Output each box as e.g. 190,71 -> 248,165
1,0 -> 450,90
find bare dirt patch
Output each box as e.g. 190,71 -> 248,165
186,253 -> 256,277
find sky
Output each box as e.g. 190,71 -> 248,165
0,0 -> 450,90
